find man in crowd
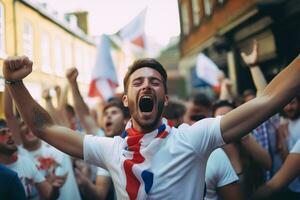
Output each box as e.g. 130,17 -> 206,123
4,86 -> 81,200
3,55 -> 300,199
0,119 -> 63,199
67,67 -> 129,200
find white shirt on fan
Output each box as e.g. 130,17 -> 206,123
6,155 -> 45,199
84,117 -> 225,200
291,139 -> 300,153
205,148 -> 239,200
19,142 -> 82,200
285,118 -> 300,193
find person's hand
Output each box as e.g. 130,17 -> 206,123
222,78 -> 232,91
66,68 -> 78,83
276,122 -> 289,151
47,171 -> 68,188
74,167 -> 91,186
3,56 -> 33,80
241,40 -> 258,67
42,88 -> 51,100
54,85 -> 61,96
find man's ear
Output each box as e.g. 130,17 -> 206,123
122,95 -> 128,107
164,95 -> 169,107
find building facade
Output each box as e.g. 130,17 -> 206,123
0,0 -> 96,117
178,0 -> 299,96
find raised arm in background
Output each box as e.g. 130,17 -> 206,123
241,40 -> 267,96
240,134 -> 272,170
3,56 -> 84,159
55,84 -> 71,127
42,88 -> 62,125
252,152 -> 300,199
3,85 -> 22,145
221,52 -> 300,143
218,72 -> 235,101
66,67 -> 99,135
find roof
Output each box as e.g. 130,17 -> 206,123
17,0 -> 96,46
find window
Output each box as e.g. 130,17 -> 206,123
54,38 -> 63,76
64,43 -> 72,69
204,0 -> 212,16
180,2 -> 190,35
75,45 -> 83,81
41,32 -> 51,73
23,21 -> 33,59
82,48 -> 89,81
0,3 -> 5,57
191,0 -> 201,26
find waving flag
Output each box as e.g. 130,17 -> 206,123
119,8 -> 147,48
195,53 -> 222,87
88,35 -> 118,100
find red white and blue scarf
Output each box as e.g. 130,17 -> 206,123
120,118 -> 173,200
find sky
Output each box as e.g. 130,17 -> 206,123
34,0 -> 181,46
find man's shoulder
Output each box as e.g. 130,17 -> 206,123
0,164 -> 17,178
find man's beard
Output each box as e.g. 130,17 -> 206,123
288,110 -> 300,120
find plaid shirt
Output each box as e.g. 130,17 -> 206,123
252,114 -> 280,180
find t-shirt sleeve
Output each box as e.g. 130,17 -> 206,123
83,135 -> 114,168
179,116 -> 225,157
291,140 -> 300,154
97,167 -> 111,177
215,149 -> 239,187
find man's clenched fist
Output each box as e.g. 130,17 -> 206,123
66,67 -> 78,83
3,56 -> 33,81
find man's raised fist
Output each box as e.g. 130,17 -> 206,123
66,67 -> 78,83
3,56 -> 33,81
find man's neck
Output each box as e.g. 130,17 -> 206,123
0,152 -> 18,165
131,118 -> 163,133
24,140 -> 42,151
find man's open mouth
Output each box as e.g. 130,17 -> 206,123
139,96 -> 154,112
105,121 -> 112,129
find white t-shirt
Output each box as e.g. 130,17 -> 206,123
286,118 -> 300,193
19,142 -> 82,200
287,118 -> 300,151
291,140 -> 300,153
6,155 -> 45,199
97,167 -> 111,177
205,148 -> 239,200
84,117 -> 224,200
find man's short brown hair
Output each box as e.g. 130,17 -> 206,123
103,98 -> 130,119
123,58 -> 167,93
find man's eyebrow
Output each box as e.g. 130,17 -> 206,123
132,76 -> 162,82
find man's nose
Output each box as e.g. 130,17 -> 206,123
142,79 -> 151,90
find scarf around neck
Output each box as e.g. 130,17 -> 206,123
120,118 -> 173,200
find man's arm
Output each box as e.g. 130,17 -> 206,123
55,85 -> 71,127
252,153 -> 300,199
66,68 -> 99,135
217,182 -> 243,200
3,56 -> 84,159
75,164 -> 112,200
221,54 -> 300,143
241,40 -> 267,96
240,134 -> 272,170
3,85 -> 22,145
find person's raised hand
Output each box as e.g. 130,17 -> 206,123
241,40 -> 258,67
66,67 -> 78,83
3,56 -> 33,81
42,88 -> 51,100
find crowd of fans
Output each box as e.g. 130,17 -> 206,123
1,40 -> 300,200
